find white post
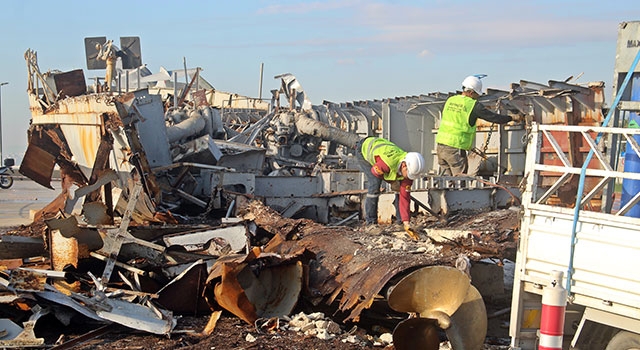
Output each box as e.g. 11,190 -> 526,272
0,82 -> 8,163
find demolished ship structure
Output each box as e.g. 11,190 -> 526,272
0,36 -> 610,348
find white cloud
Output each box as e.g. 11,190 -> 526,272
418,49 -> 432,58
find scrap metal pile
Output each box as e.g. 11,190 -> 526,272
0,37 -> 607,348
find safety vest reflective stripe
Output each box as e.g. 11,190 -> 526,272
364,141 -> 385,165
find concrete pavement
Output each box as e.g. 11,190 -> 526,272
0,178 -> 60,227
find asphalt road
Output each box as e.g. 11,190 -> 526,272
0,177 -> 60,227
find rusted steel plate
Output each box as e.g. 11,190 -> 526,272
157,262 -> 210,314
19,142 -> 57,189
50,229 -> 81,293
53,69 -> 87,98
208,252 -> 303,324
60,124 -> 102,169
236,198 -> 446,322
46,216 -> 102,257
9,269 -> 47,291
0,236 -> 46,260
33,94 -> 117,124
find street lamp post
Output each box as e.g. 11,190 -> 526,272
0,82 -> 7,163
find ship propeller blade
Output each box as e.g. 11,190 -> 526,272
387,266 -> 487,350
392,317 -> 440,350
446,284 -> 487,350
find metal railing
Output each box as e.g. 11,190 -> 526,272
527,123 -> 640,216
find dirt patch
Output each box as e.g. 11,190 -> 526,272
41,312 -> 511,349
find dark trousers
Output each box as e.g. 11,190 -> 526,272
437,143 -> 468,176
355,138 -> 382,224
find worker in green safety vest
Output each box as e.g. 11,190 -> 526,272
436,75 -> 522,176
355,137 -> 424,240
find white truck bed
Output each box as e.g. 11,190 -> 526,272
509,123 -> 640,348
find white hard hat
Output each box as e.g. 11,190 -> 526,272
462,75 -> 483,95
403,152 -> 425,180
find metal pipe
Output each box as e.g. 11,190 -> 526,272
410,194 -> 441,218
0,82 -> 6,163
225,199 -> 236,218
117,72 -> 121,94
183,57 -> 188,85
151,162 -> 235,173
329,212 -> 359,227
196,67 -> 200,92
165,110 -> 206,143
173,72 -> 178,107
176,189 -> 207,208
259,63 -> 264,100
293,112 -> 360,149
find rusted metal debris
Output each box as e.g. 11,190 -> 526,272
0,36 -> 602,348
0,305 -> 46,348
231,197 -> 513,324
207,253 -> 303,325
0,192 -> 517,347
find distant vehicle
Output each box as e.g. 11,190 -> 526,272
0,158 -> 15,189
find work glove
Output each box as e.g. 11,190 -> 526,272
390,180 -> 401,192
403,222 -> 420,241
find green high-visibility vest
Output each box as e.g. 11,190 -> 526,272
361,137 -> 407,182
436,95 -> 477,150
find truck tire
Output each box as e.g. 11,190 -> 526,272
605,331 -> 640,350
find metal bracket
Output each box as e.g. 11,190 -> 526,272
98,180 -> 164,284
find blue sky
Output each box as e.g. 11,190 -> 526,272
0,0 -> 639,160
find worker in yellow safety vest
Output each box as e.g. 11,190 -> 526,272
436,75 -> 523,176
355,137 -> 425,240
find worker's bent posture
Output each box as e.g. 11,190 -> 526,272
355,137 -> 425,239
